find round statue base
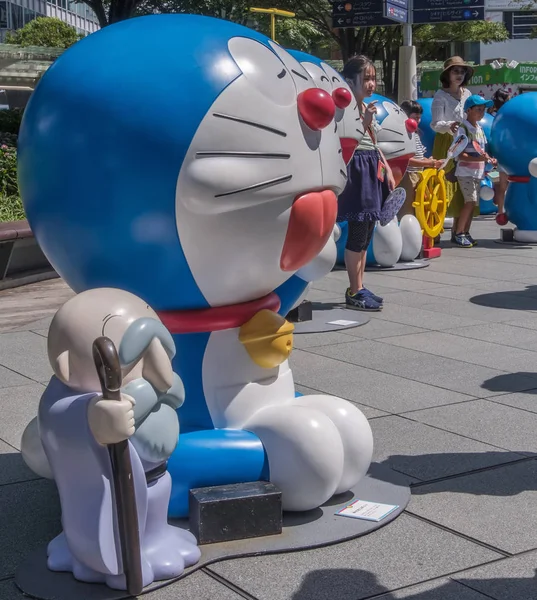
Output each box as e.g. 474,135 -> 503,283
15,464 -> 409,600
366,259 -> 430,272
292,303 -> 370,334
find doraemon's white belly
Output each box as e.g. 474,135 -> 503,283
201,328 -> 295,428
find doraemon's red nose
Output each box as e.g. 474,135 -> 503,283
405,118 -> 418,133
333,87 -> 352,109
298,88 -> 335,131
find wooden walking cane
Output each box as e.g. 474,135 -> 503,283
92,336 -> 144,597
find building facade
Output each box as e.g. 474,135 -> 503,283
0,0 -> 99,41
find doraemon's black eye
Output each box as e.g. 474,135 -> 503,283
320,75 -> 329,83
277,69 -> 287,79
292,69 -> 308,81
332,76 -> 340,83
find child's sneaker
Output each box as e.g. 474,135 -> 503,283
453,233 -> 473,247
362,288 -> 384,304
465,232 -> 477,246
345,288 -> 383,311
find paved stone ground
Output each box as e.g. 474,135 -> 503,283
2,216 -> 537,599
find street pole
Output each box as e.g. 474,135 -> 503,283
397,0 -> 417,104
249,8 -> 295,43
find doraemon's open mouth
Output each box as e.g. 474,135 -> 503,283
389,153 -> 414,186
340,138 -> 359,164
280,190 -> 337,272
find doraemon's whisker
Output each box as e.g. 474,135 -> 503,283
381,128 -> 404,137
215,175 -> 292,198
338,148 -> 342,154
340,169 -> 347,178
213,113 -> 287,137
381,140 -> 405,144
195,151 -> 290,159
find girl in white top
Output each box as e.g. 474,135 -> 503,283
431,56 -> 473,236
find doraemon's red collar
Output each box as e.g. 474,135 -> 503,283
157,293 -> 280,334
508,175 -> 531,183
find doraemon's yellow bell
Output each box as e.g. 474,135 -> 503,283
239,309 -> 294,369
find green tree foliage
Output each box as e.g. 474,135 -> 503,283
414,21 -> 509,61
5,16 -> 83,48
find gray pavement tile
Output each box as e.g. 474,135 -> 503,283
0,332 -> 52,382
362,273 -> 453,291
208,514 -> 501,600
409,459 -> 537,554
486,253 -> 537,267
379,332 -> 537,372
10,316 -> 53,333
294,384 -> 389,419
30,329 -> 49,339
0,364 -> 34,390
289,350 -> 478,412
371,415 -> 524,482
0,440 -> 39,485
302,341 -> 521,398
373,268 -> 494,287
339,318 -> 429,340
300,288 -> 342,303
293,331 -> 356,350
430,257 -> 537,282
144,571 -> 246,599
380,291 -> 537,323
308,277 -> 347,294
0,478 -> 61,578
454,551 -> 537,600
444,322 -> 537,352
372,303 -> 486,330
0,384 -> 45,449
406,399 -> 537,455
374,578 -> 494,599
488,389 -> 537,414
0,580 -> 23,600
502,314 -> 537,329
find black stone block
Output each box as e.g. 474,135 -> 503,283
501,228 -> 514,242
189,481 -> 282,545
286,300 -> 313,323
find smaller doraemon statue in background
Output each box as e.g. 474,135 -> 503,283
20,288 -> 200,591
491,93 -> 537,242
276,50 -> 366,313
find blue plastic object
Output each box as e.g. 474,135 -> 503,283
491,93 -> 537,231
416,98 -> 435,156
168,429 -> 269,518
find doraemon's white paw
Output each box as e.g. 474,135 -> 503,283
244,404 -> 344,511
292,394 -> 373,494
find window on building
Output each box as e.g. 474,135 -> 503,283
10,3 -> 23,29
0,1 -> 7,27
504,10 -> 537,39
23,7 -> 36,24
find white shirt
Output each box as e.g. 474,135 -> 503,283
454,120 -> 487,180
407,133 -> 426,172
431,88 -> 472,134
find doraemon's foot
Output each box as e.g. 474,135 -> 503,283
513,229 -> 537,243
292,394 -> 373,494
245,404 -> 345,511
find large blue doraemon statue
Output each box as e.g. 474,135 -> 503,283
18,15 -> 373,517
491,93 -> 537,241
